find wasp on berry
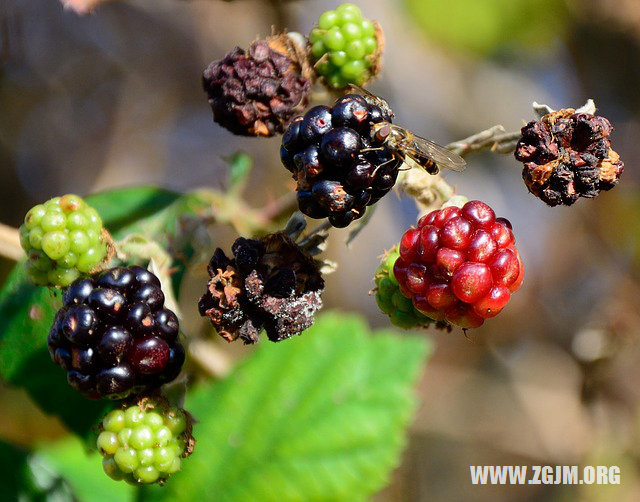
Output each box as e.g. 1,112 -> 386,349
351,85 -> 467,175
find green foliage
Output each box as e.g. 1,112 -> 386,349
35,437 -> 134,502
0,187 -> 207,440
0,439 -> 84,501
0,264 -> 113,441
87,187 -> 210,292
404,0 -> 568,55
0,440 -> 33,500
86,186 -> 182,236
1,185 -> 431,501
140,312 -> 430,502
226,151 -> 254,193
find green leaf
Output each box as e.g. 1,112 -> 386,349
0,264 -> 113,441
0,439 -> 77,501
34,437 -> 134,502
142,312 -> 430,502
88,187 -> 211,292
404,0 -> 568,55
0,440 -> 32,500
86,186 -> 181,235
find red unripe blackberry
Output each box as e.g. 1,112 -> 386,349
280,93 -> 401,228
394,200 -> 524,329
473,286 -> 510,318
373,246 -> 435,330
47,266 -> 185,399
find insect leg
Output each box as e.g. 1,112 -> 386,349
371,151 -> 403,177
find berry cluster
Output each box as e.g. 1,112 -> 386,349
47,266 -> 185,399
375,246 -> 435,330
199,232 -> 324,343
202,36 -> 311,137
98,400 -> 193,484
393,201 -> 524,329
19,194 -> 107,287
280,94 -> 402,228
515,110 -> 624,206
310,3 -> 380,89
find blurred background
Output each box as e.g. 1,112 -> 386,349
1,0 -> 639,500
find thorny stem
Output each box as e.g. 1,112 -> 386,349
446,125 -> 521,157
396,124 -> 521,214
259,191 -> 298,222
0,222 -> 23,261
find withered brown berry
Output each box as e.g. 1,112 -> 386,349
515,109 -> 624,206
202,36 -> 312,137
198,233 -> 324,343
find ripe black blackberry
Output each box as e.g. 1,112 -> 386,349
47,266 -> 185,399
280,93 -> 402,228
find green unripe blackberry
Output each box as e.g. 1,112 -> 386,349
20,194 -> 108,287
310,3 -> 382,90
97,399 -> 194,484
374,246 -> 433,329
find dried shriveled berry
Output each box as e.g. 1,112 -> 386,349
515,108 -> 624,206
203,35 -> 312,137
199,232 -> 324,344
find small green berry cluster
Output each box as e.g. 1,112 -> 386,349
310,3 -> 380,89
19,194 -> 108,287
375,246 -> 433,330
97,400 -> 192,485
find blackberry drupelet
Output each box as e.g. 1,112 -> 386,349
374,246 -> 435,330
47,266 -> 185,399
515,109 -> 624,206
280,93 -> 402,228
393,201 -> 524,329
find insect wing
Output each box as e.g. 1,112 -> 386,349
391,125 -> 466,172
347,84 -> 394,117
347,83 -> 380,103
